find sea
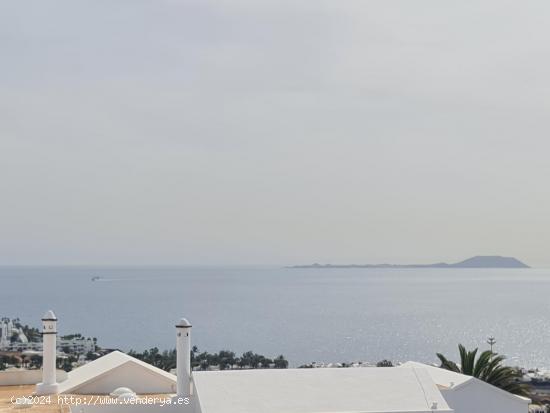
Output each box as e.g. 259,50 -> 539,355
1,266 -> 549,368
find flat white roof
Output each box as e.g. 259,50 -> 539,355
193,366 -> 452,413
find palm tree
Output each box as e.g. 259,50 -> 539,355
436,344 -> 529,397
376,359 -> 394,367
273,355 -> 288,369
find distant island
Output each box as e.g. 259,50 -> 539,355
290,256 -> 530,269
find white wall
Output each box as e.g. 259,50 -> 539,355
68,362 -> 176,395
68,398 -> 199,413
0,369 -> 67,386
442,380 -> 529,413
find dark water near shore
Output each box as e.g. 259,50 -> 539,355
1,266 -> 548,368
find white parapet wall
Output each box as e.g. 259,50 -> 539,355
0,369 -> 67,386
68,397 -> 199,413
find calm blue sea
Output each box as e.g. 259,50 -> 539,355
0,266 -> 548,368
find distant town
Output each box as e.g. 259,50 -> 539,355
1,317 -> 96,354
0,316 -> 288,373
0,317 -> 97,371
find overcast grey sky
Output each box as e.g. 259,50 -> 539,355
1,1 -> 550,266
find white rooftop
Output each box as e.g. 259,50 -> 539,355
400,361 -> 531,404
57,351 -> 176,394
193,366 -> 452,413
400,361 -> 473,389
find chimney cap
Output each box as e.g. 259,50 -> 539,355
42,310 -> 57,321
175,318 -> 192,328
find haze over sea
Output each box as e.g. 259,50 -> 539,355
2,266 -> 548,368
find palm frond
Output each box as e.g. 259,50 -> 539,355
436,352 -> 460,372
473,350 -> 492,378
436,345 -> 531,397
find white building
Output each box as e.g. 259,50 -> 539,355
0,316 -> 95,354
57,351 -> 177,394
2,338 -> 95,354
401,361 -> 530,413
191,366 -> 451,413
0,317 -> 22,349
58,337 -> 96,354
58,356 -> 451,413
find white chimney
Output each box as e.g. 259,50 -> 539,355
36,310 -> 59,395
175,318 -> 192,397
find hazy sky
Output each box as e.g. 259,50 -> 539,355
1,1 -> 550,266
